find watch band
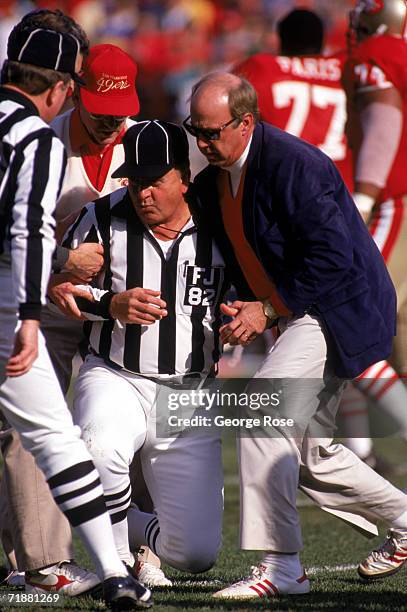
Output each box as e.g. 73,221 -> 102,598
262,298 -> 278,324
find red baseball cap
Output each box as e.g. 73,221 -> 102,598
79,44 -> 140,116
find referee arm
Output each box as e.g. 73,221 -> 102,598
7,131 -> 66,376
50,203 -> 167,322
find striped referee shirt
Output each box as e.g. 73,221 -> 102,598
63,188 -> 229,377
0,87 -> 66,320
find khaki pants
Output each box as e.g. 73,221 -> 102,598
239,315 -> 407,551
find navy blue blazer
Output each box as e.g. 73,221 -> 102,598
193,122 -> 397,379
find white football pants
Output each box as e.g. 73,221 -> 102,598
0,261 -> 126,579
74,354 -> 223,572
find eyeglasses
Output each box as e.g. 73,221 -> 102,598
183,116 -> 240,141
88,112 -> 127,125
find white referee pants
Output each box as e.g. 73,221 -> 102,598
239,314 -> 407,552
0,269 -> 90,480
0,263 -> 126,579
74,354 -> 223,572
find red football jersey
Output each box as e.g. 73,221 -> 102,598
235,52 -> 354,190
345,35 -> 407,201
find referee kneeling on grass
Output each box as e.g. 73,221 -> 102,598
49,120 -> 241,575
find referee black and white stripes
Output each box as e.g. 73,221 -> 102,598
0,87 -> 66,320
48,460 -> 106,527
63,187 -> 229,377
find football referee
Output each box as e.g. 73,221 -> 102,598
49,120 -> 245,574
0,18 -> 151,609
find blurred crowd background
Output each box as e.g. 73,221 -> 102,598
0,0 -> 356,176
1,0 -> 355,123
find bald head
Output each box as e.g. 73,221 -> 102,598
191,72 -> 259,121
191,72 -> 241,105
189,72 -> 258,167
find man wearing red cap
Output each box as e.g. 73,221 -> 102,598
53,43 -> 139,231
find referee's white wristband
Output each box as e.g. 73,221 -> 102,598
352,192 -> 375,214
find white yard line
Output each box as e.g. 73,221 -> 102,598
306,563 -> 357,575
174,565 -> 358,588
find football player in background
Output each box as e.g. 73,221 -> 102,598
341,0 -> 407,480
234,8 -> 353,190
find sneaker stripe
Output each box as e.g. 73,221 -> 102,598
26,575 -> 72,592
256,582 -> 271,596
249,584 -> 265,597
263,579 -> 279,595
389,555 -> 407,563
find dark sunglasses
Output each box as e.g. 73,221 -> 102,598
183,116 -> 240,141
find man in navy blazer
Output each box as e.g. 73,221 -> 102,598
187,72 -> 407,599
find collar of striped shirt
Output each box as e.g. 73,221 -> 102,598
0,86 -> 39,116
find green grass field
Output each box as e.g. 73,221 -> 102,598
1,434 -> 407,611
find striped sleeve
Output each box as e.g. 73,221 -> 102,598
62,203 -> 113,320
61,202 -> 101,249
10,130 -> 66,320
73,285 -> 115,321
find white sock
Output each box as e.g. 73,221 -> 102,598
112,516 -> 135,566
261,552 -> 302,575
74,515 -> 128,579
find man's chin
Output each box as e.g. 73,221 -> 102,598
94,133 -> 119,146
204,155 -> 224,166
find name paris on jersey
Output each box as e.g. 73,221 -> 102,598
276,56 -> 342,82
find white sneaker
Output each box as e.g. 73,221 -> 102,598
213,564 -> 310,599
25,560 -> 100,596
6,570 -> 25,587
359,528 -> 407,580
137,561 -> 173,587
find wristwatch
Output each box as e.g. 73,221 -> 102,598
262,298 -> 279,326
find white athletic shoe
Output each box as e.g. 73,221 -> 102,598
137,561 -> 173,587
213,564 -> 310,599
25,560 -> 100,596
6,570 -> 25,587
358,528 -> 407,580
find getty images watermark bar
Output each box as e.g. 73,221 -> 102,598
154,377 -> 407,439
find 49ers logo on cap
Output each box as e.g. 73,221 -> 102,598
363,0 -> 384,14
96,74 -> 131,93
80,44 -> 140,116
